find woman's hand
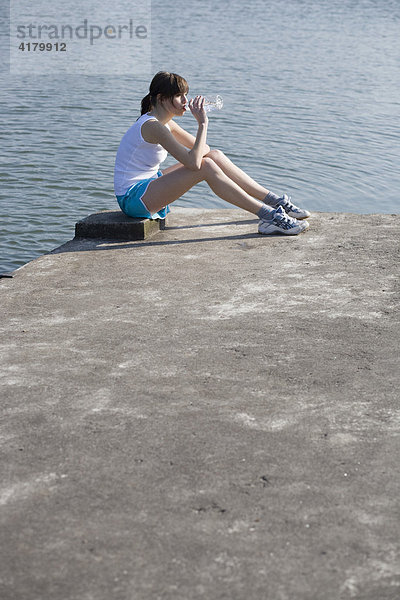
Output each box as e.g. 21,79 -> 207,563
188,95 -> 208,125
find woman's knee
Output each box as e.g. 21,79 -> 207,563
206,149 -> 225,164
200,156 -> 222,175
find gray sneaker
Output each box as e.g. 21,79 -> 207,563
275,194 -> 311,220
258,206 -> 309,236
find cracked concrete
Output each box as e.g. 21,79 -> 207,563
0,207 -> 399,600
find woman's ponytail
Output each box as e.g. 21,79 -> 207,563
141,93 -> 152,115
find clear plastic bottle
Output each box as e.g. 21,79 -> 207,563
186,94 -> 223,113
204,94 -> 223,112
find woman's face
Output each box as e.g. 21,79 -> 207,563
170,93 -> 189,114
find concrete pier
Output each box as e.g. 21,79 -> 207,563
1,208 -> 399,600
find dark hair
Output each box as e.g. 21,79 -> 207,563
141,71 -> 189,115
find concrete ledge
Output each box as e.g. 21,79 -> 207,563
75,210 -> 166,240
1,209 -> 400,600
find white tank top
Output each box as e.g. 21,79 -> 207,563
114,113 -> 170,196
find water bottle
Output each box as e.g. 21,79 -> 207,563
185,94 -> 223,113
204,94 -> 223,112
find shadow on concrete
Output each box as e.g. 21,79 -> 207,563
50,216 -> 298,256
51,229 -> 287,256
165,218 -> 257,230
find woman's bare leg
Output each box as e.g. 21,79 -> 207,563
163,150 -> 270,199
141,157 -> 265,215
205,149 -> 270,200
204,150 -> 311,220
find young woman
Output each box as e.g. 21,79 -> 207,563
114,71 -> 310,235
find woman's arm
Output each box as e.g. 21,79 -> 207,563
141,96 -> 209,171
169,119 -> 211,155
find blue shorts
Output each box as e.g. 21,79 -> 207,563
116,170 -> 170,220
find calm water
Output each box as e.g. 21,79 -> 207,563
1,0 -> 399,273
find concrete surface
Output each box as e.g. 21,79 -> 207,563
1,207 -> 399,600
75,210 -> 166,240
